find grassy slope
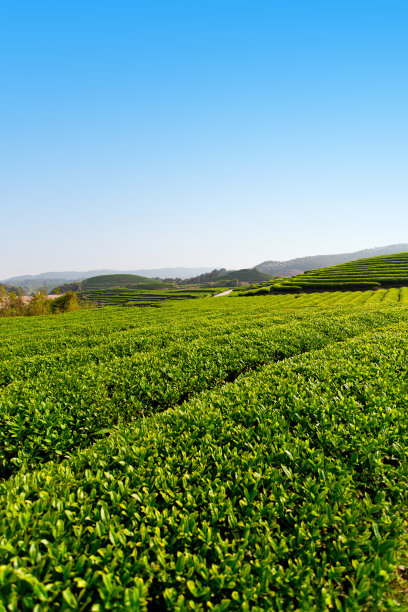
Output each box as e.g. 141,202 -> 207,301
285,252 -> 408,289
79,274 -> 177,305
81,274 -> 168,291
79,275 -> 224,307
240,252 -> 408,294
301,252 -> 408,281
80,287 -> 218,307
219,269 -> 272,282
255,243 -> 408,275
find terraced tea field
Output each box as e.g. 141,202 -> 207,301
238,286 -> 408,306
80,287 -> 219,307
1,293 -> 408,609
240,252 -> 408,295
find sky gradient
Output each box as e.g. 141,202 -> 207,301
1,0 -> 408,277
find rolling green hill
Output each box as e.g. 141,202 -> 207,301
287,252 -> 408,290
179,268 -> 272,285
237,252 -> 408,295
80,287 -> 219,307
78,274 -> 179,306
69,274 -> 229,307
79,271 -> 269,306
81,274 -> 168,291
255,243 -> 408,275
219,268 -> 272,283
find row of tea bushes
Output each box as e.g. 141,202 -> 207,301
2,302 -> 404,478
1,324 -> 408,609
235,286 -> 408,304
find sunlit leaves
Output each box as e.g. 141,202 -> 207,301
1,299 -> 408,608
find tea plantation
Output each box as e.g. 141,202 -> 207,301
80,287 -> 219,308
241,252 -> 408,294
73,274 -> 219,307
1,293 -> 408,610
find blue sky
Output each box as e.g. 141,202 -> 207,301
1,0 -> 407,277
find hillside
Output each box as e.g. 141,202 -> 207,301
177,268 -> 272,286
178,268 -> 227,285
256,243 -> 408,275
2,267 -> 213,290
56,274 -> 173,295
219,268 -> 272,283
2,277 -> 82,294
77,287 -> 219,307
4,244 -> 408,292
77,274 -> 205,307
80,274 -> 168,291
267,251 -> 408,292
235,251 -> 408,297
0,283 -> 23,295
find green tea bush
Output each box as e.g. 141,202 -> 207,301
1,324 -> 408,609
3,303 -> 401,478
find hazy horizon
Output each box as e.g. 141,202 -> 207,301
2,1 -> 408,278
4,242 -> 408,282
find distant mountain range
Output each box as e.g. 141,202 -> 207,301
3,244 -> 408,293
255,244 -> 408,276
1,268 -> 214,292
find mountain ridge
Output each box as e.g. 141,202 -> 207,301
1,268 -> 214,292
255,244 -> 408,276
4,244 -> 408,291
3,267 -> 213,283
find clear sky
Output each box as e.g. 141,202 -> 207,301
1,0 -> 407,277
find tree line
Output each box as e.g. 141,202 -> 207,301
0,287 -> 80,317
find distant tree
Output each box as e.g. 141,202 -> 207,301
50,291 -> 79,313
180,269 -> 227,285
0,285 -> 8,314
27,290 -> 51,316
0,286 -> 26,317
0,287 -> 82,318
0,283 -> 23,295
54,281 -> 82,293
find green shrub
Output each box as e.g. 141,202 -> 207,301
50,291 -> 79,313
1,320 -> 408,609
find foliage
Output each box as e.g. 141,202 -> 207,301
217,268 -> 272,282
256,243 -> 408,275
243,252 -> 408,295
81,274 -> 170,291
175,269 -> 272,287
50,291 -> 79,313
52,281 -> 82,293
0,289 -> 81,318
1,296 -> 408,608
178,268 -> 227,284
0,283 -> 23,295
0,286 -> 26,317
26,290 -> 52,316
78,287 -> 220,307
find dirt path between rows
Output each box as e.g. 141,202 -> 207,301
20,294 -> 63,304
213,289 -> 233,297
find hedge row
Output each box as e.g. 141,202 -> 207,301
3,305 -> 403,479
1,324 -> 408,609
